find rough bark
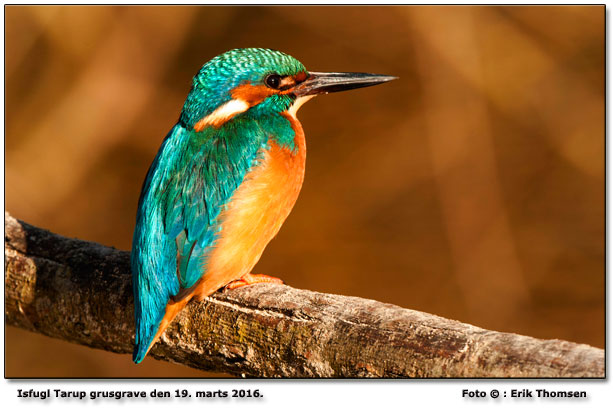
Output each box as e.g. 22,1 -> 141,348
4,212 -> 604,378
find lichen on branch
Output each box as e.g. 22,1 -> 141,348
4,212 -> 604,377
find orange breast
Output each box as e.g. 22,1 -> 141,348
192,112 -> 307,299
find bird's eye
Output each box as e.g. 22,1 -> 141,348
265,74 -> 281,89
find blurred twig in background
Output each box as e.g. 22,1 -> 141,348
6,7 -> 195,218
410,7 -> 530,323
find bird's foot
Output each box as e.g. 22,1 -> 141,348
225,273 -> 284,290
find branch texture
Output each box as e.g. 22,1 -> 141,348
4,212 -> 604,377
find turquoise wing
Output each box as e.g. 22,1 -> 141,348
130,121 -> 268,363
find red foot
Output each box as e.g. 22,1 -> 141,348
225,273 -> 284,290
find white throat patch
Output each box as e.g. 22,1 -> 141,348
287,95 -> 316,119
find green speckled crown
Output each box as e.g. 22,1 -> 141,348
180,48 -> 307,128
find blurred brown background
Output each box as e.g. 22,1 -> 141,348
5,5 -> 604,377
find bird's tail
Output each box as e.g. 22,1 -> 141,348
133,297 -> 191,363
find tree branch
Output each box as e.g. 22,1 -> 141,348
4,212 -> 604,377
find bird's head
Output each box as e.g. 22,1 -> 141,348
180,48 -> 396,132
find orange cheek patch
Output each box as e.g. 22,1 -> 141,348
230,83 -> 277,106
294,71 -> 308,82
279,77 -> 295,88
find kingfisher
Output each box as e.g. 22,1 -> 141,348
131,48 -> 396,363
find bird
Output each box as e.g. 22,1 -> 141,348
131,48 -> 396,363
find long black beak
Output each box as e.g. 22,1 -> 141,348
292,71 -> 397,97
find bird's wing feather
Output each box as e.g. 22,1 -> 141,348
131,120 -> 267,362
